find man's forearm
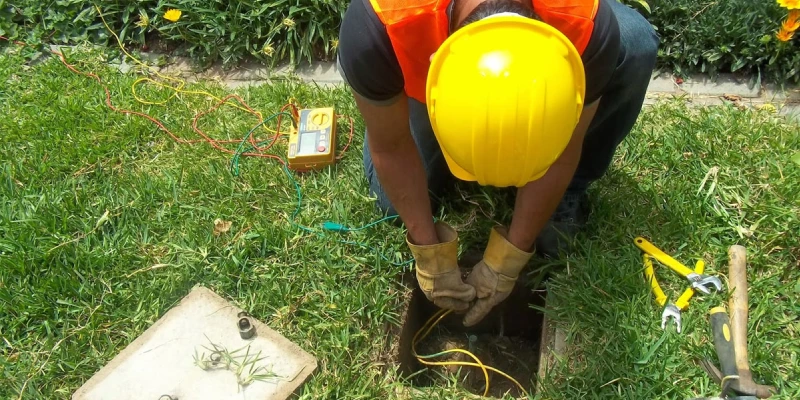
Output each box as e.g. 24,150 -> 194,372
507,155 -> 581,251
370,136 -> 438,246
353,92 -> 438,246
506,100 -> 600,251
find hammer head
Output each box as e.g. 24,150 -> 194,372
732,370 -> 777,399
731,398 -> 759,400
689,397 -> 757,400
700,360 -> 776,399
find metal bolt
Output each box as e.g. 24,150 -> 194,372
468,335 -> 478,354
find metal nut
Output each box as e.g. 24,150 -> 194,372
238,316 -> 256,339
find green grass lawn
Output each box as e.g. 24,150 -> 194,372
1,45 -> 798,400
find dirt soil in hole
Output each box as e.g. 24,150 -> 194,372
416,328 -> 539,398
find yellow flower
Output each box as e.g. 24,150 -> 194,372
163,9 -> 182,22
778,0 -> 800,9
135,11 -> 150,28
262,43 -> 275,57
757,104 -> 777,113
783,10 -> 800,31
283,18 -> 296,28
776,27 -> 795,41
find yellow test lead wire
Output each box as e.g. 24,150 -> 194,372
412,309 -> 530,398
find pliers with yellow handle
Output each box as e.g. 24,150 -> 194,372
636,237 -> 723,333
635,237 -> 723,295
643,253 -> 705,333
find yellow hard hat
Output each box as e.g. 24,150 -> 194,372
426,15 -> 586,188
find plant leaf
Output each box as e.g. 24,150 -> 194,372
95,210 -> 110,229
791,152 -> 800,166
213,218 -> 232,235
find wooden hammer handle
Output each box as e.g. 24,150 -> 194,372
728,245 -> 751,375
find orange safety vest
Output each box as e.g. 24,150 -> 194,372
369,0 -> 599,103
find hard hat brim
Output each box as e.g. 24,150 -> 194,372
440,147 -> 476,183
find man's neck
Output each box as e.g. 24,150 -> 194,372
451,0 -> 530,30
451,0 -> 485,28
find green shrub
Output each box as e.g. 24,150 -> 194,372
0,0 -> 345,67
149,0 -> 346,66
1,0 -> 799,82
0,0 -> 136,45
643,0 -> 800,83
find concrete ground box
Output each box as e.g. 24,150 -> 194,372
73,286 -> 317,400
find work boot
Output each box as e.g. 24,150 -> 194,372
534,190 -> 590,258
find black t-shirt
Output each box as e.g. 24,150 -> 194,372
338,0 -> 621,105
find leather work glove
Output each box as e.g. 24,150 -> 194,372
407,222 -> 476,311
463,225 -> 534,327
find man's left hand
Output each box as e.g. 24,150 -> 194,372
463,225 -> 534,327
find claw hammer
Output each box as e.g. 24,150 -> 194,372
704,246 -> 777,399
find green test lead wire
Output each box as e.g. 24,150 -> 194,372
232,116 -> 413,268
230,111 -> 295,177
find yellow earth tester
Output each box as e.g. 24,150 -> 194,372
288,108 -> 337,171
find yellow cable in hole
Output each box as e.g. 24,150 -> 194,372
412,309 -> 530,398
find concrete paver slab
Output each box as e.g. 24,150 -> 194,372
73,286 -> 317,400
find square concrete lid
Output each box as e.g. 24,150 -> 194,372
73,285 -> 317,400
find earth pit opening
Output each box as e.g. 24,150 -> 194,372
387,253 -> 547,399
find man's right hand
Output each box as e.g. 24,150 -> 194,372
407,221 -> 476,311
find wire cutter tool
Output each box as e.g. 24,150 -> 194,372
635,237 -> 723,333
643,253 -> 705,333
635,237 -> 723,295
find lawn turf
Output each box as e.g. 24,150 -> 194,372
1,46 -> 798,399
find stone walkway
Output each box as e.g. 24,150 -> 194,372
94,46 -> 800,122
150,56 -> 800,121
644,72 -> 800,121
